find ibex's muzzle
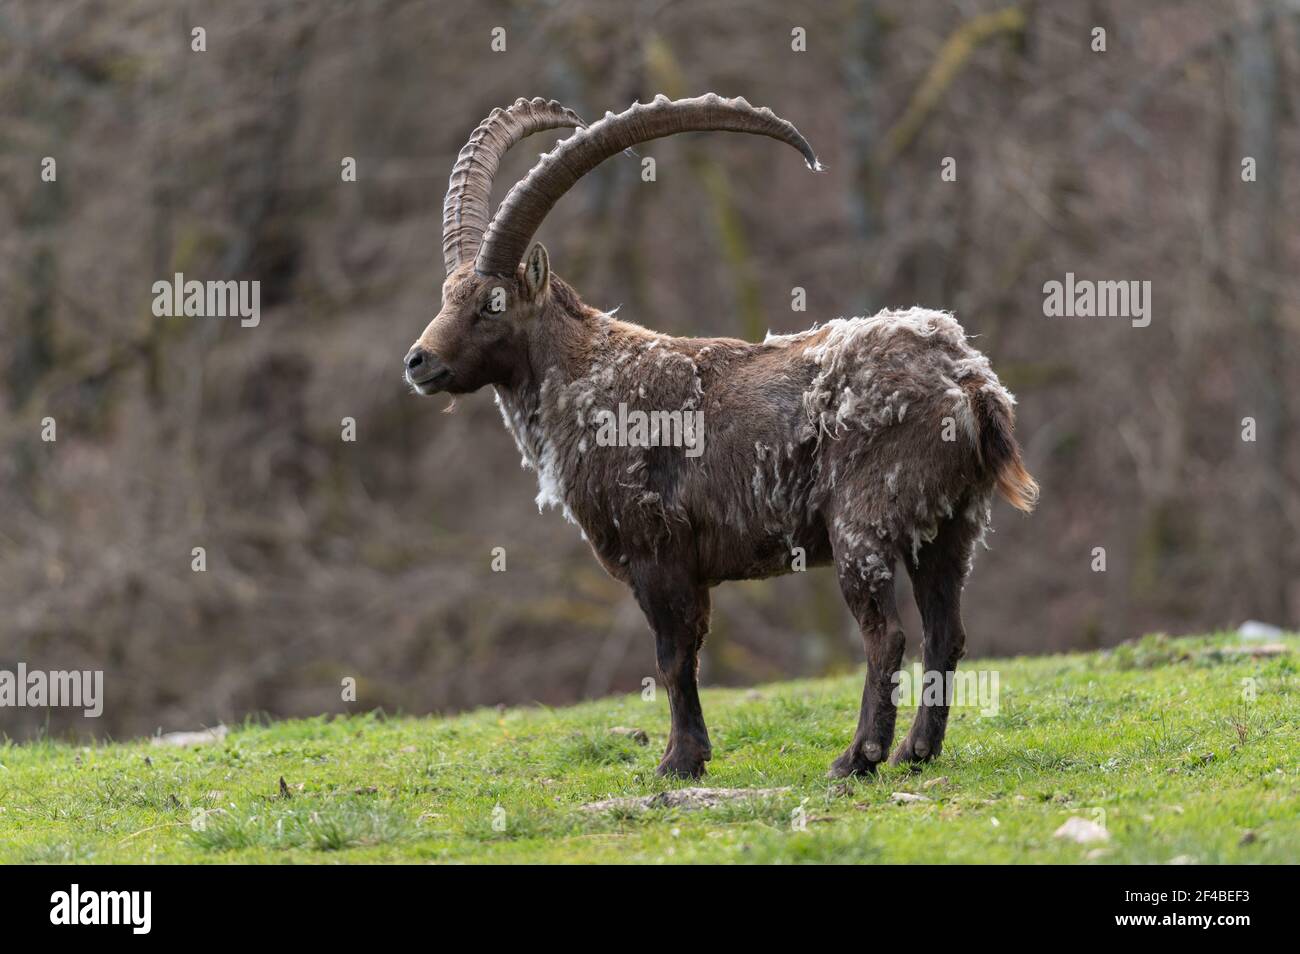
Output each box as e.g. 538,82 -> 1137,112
405,346 -> 451,394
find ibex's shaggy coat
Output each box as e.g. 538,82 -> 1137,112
407,96 -> 1036,778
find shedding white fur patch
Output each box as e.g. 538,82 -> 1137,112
794,310 -> 960,442
494,382 -> 577,525
786,308 -> 1017,456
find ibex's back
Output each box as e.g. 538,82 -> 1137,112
405,95 -> 1036,780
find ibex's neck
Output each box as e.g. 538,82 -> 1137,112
492,277 -> 622,494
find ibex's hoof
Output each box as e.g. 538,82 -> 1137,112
656,738 -> 710,779
889,736 -> 940,767
827,743 -> 882,778
656,756 -> 707,779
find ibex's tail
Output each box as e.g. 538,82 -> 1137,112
971,387 -> 1038,513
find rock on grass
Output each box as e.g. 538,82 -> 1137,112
582,787 -> 789,812
1053,816 -> 1109,844
151,725 -> 228,748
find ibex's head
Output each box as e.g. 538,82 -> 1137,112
405,248 -> 551,395
405,94 -> 823,395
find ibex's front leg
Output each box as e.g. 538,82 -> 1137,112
631,563 -> 712,779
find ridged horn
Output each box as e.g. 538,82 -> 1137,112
442,97 -> 586,275
474,93 -> 823,277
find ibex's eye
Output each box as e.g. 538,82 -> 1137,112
482,287 -> 508,316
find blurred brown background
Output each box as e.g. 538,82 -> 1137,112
2,0 -> 1296,739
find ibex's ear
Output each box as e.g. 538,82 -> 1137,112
522,242 -> 550,302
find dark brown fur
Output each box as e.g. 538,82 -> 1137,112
409,251 -> 1036,778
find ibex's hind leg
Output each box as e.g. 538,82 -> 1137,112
891,514 -> 978,766
630,563 -> 712,779
828,535 -> 907,778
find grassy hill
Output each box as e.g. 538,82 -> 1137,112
1,634 -> 1295,864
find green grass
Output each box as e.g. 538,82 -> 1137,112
1,633 -> 1296,863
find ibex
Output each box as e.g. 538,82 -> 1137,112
406,95 -> 1037,779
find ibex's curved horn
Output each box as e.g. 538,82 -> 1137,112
442,98 -> 586,275
474,93 -> 823,278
